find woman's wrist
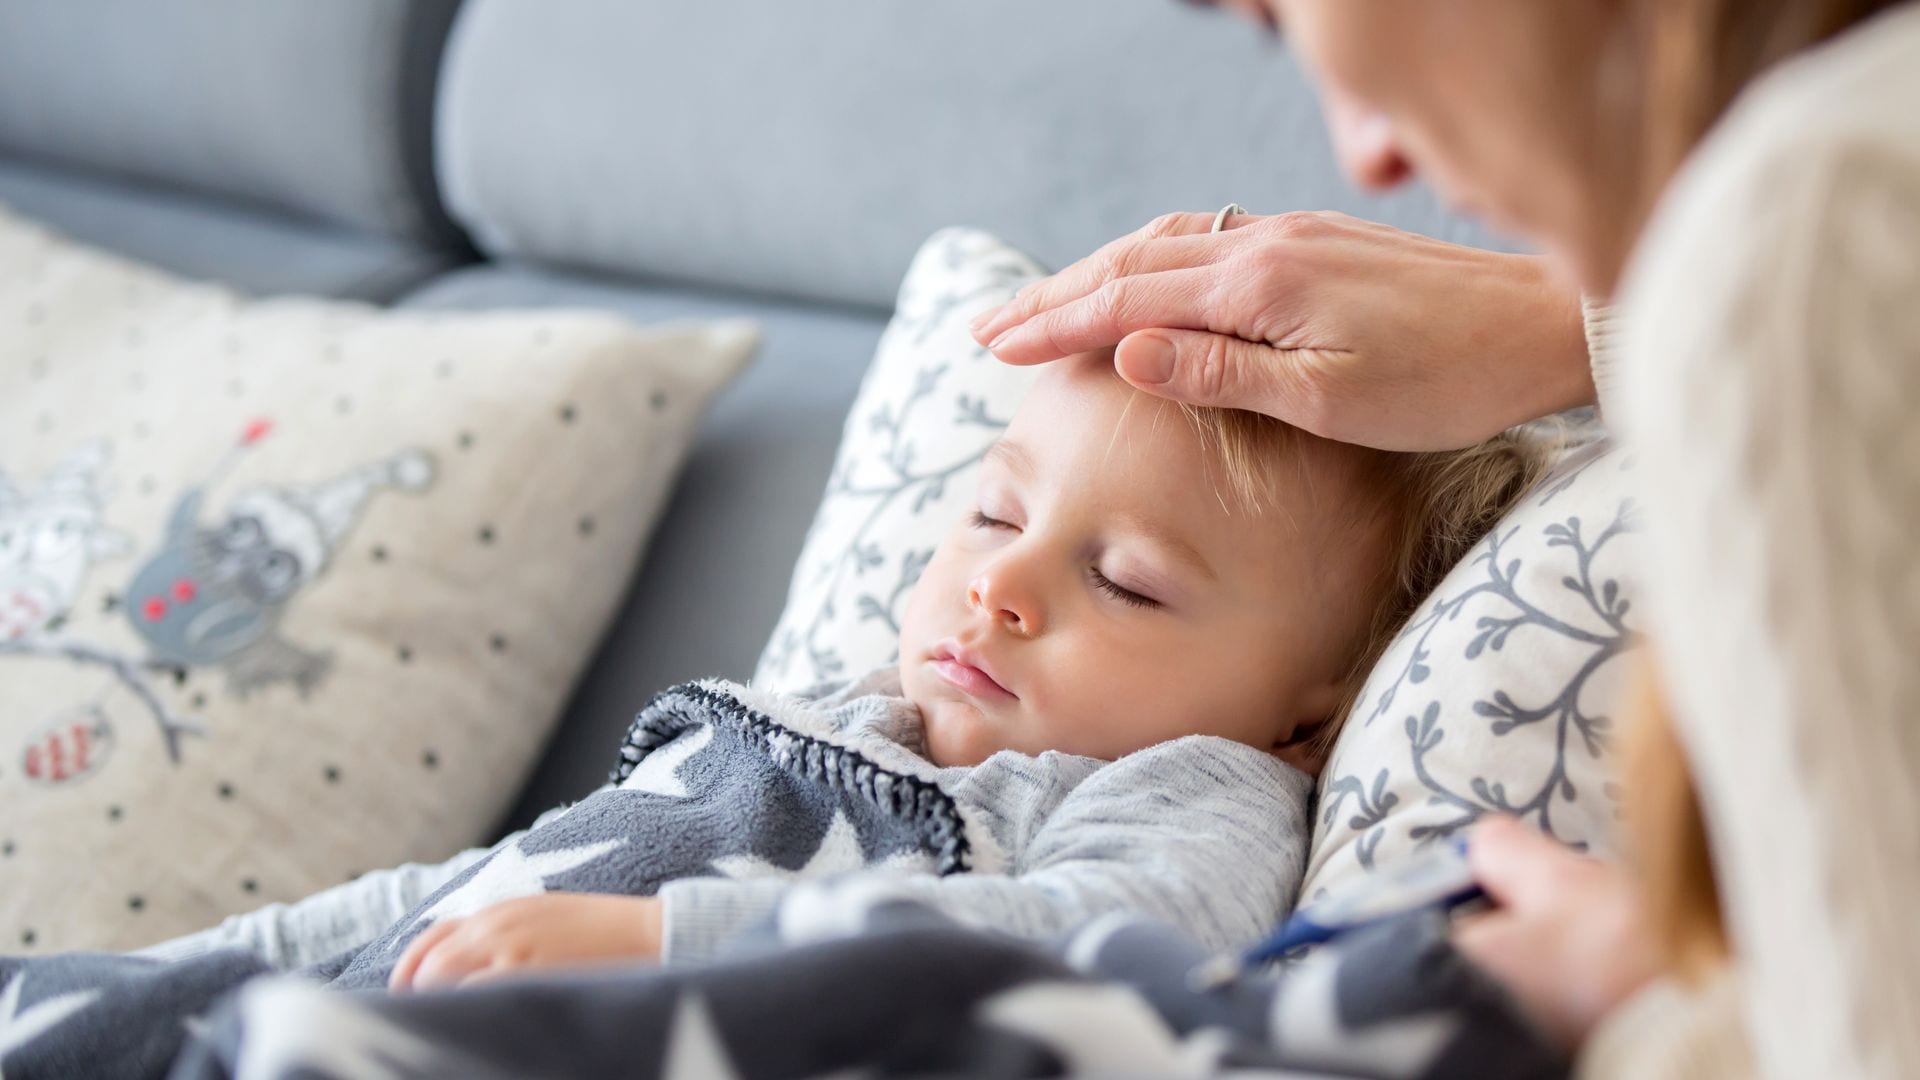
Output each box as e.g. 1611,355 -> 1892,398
1513,255 -> 1601,421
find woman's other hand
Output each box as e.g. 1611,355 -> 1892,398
971,212 -> 1593,451
1452,816 -> 1661,1050
389,893 -> 663,992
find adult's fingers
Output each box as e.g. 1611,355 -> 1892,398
971,221 -> 1248,347
389,919 -> 461,991
1112,328 -> 1330,432
1465,815 -> 1572,908
981,267 -> 1230,366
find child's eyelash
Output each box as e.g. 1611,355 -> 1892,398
1090,567 -> 1159,610
969,510 -> 1013,530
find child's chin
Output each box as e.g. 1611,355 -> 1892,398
922,699 -> 1006,768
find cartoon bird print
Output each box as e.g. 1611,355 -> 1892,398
123,421 -> 436,699
0,442 -> 132,642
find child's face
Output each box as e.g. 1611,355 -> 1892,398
898,354 -> 1385,768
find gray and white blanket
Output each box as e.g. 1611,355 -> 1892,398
0,680 -> 1563,1078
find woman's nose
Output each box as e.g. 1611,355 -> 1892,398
1325,93 -> 1413,192
967,567 -> 1041,637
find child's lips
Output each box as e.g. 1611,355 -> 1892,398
929,641 -> 1016,702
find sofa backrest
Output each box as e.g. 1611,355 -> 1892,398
0,0 -> 463,246
435,0 -> 1509,311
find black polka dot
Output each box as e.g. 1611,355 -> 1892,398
335,396 -> 352,415
436,358 -> 454,379
489,633 -> 508,653
323,765 -> 341,784
190,692 -> 207,710
650,390 -> 669,411
138,476 -> 157,495
20,929 -> 35,947
559,404 -> 577,424
370,544 -> 389,563
421,750 -> 439,770
578,516 -> 596,537
477,525 -> 495,545
457,431 -> 474,450
107,805 -> 123,822
396,645 -> 413,664
216,782 -> 235,800
241,878 -> 258,895
1,839 -> 14,857
128,895 -> 145,912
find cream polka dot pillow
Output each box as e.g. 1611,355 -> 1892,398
0,205 -> 759,951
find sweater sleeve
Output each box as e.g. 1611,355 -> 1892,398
659,739 -> 1314,965
133,801 -> 581,970
1579,297 -> 1623,419
1607,73 -> 1920,1079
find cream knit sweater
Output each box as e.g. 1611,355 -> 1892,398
1577,5 -> 1920,1078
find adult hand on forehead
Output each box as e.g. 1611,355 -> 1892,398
970,210 -> 1595,451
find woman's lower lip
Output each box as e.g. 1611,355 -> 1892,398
931,658 -> 1014,701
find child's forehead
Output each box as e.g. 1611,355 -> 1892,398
1002,367 -> 1255,524
1004,357 -> 1378,537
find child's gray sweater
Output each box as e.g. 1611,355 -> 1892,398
142,669 -> 1313,969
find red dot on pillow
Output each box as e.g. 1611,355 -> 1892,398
142,597 -> 168,621
171,579 -> 197,602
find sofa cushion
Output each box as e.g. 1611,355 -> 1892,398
0,208 -> 757,951
0,0 -> 461,244
397,264 -> 888,828
434,0 -> 1505,310
0,159 -> 465,302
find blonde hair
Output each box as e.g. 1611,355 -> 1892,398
1180,405 -> 1550,760
1621,654 -> 1729,983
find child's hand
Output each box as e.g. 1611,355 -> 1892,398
388,893 -> 663,992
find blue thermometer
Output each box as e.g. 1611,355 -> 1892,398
1190,836 -> 1486,991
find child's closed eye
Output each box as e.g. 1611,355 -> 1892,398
1089,566 -> 1160,610
970,510 -> 1017,531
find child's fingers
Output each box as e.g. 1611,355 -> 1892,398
412,938 -> 491,992
389,919 -> 462,991
455,963 -> 524,990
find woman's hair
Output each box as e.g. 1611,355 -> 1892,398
1622,655 -> 1729,983
1181,405 -> 1550,760
1616,0 -> 1907,235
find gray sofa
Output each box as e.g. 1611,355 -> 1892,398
0,0 -> 1500,835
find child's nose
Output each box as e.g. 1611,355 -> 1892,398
967,570 -> 1041,638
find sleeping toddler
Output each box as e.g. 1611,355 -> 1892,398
133,350 -> 1542,992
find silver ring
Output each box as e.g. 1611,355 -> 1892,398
1210,202 -> 1249,233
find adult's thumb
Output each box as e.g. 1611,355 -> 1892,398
1114,329 -> 1299,419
